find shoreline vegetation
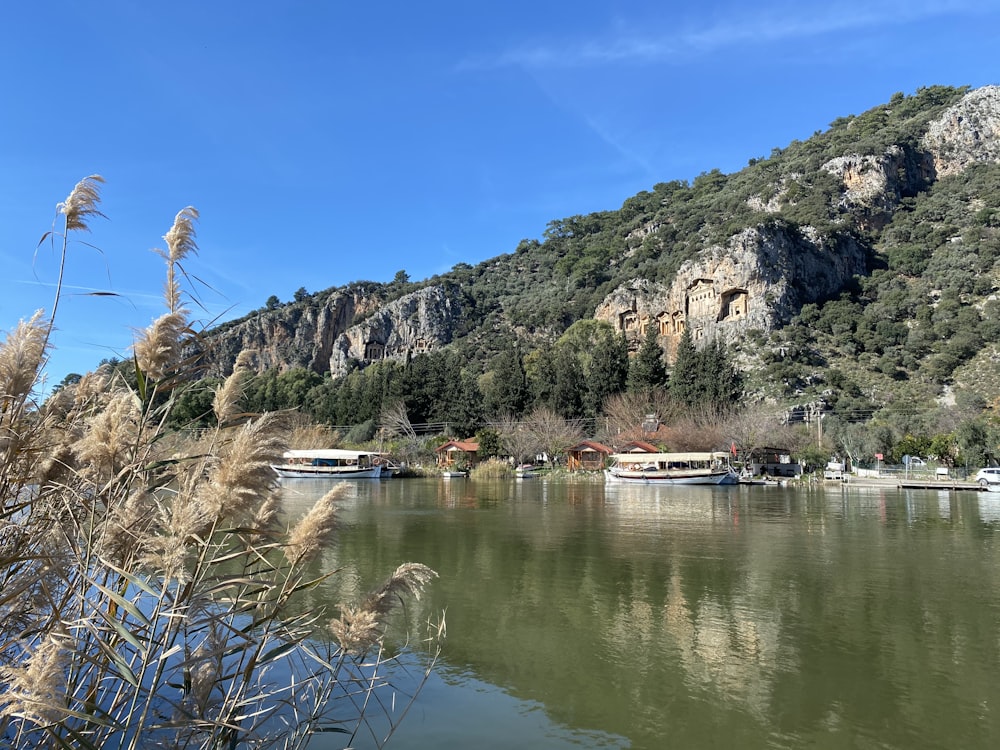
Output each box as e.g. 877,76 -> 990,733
0,177 -> 443,749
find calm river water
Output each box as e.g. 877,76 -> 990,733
280,477 -> 1000,750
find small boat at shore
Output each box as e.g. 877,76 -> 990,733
515,464 -> 539,479
272,449 -> 383,479
606,452 -> 738,485
374,454 -> 403,478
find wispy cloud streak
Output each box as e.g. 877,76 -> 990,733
465,1 -> 984,71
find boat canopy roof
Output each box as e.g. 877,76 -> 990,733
610,452 -> 731,463
283,449 -> 375,459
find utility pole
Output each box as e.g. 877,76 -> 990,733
811,403 -> 824,449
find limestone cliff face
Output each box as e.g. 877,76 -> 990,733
326,285 -> 463,377
819,86 -> 1000,230
595,223 -> 867,361
923,85 -> 1000,177
200,284 -> 463,378
821,145 -> 935,230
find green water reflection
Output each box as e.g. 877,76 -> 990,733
280,478 -> 1000,749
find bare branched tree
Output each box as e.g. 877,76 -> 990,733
378,399 -> 416,440
523,407 -> 585,465
494,412 -> 538,465
600,388 -> 677,446
723,403 -> 787,459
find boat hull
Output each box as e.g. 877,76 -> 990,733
605,468 -> 738,485
273,465 -> 382,479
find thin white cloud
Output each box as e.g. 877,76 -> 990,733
466,0 -> 986,71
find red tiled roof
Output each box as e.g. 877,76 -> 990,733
435,439 -> 479,453
618,440 -> 660,453
569,440 -> 613,454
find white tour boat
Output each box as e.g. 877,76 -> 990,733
606,452 -> 738,485
272,449 -> 384,479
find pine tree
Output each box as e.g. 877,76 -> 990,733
588,330 -> 628,414
527,345 -> 556,411
669,331 -> 743,408
445,369 -> 484,436
628,325 -> 668,391
483,346 -> 528,417
703,339 -> 744,406
668,328 -> 699,405
551,346 -> 585,419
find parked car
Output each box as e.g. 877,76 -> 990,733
907,456 -> 926,466
974,467 -> 1000,486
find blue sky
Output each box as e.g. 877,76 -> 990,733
2,0 -> 998,386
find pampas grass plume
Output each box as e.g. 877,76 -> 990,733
198,414 -> 284,523
212,350 -> 252,425
0,632 -> 69,726
329,563 -> 438,653
0,311 -> 48,405
73,389 -> 141,480
160,206 -> 198,315
284,485 -> 343,566
58,175 -> 105,232
132,310 -> 188,382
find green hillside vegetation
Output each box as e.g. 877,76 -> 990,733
162,86 -> 1000,468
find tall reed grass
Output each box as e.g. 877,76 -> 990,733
469,458 -> 513,479
0,177 -> 443,749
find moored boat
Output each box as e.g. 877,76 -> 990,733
515,464 -> 539,479
272,449 -> 383,479
374,454 -> 402,478
605,452 -> 738,485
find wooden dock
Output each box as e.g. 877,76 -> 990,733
839,475 -> 987,492
898,480 -> 984,491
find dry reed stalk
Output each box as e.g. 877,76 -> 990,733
212,350 -> 252,426
161,206 -> 198,316
196,414 -> 285,525
329,563 -> 438,654
1,177 -> 443,750
72,389 -> 142,482
132,310 -> 189,382
58,175 -> 106,232
283,486 -> 344,566
0,311 -> 48,411
0,630 -> 69,726
287,419 -> 343,450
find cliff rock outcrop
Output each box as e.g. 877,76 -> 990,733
595,223 -> 867,360
821,145 -> 934,230
199,284 -> 463,379
923,85 -> 1000,177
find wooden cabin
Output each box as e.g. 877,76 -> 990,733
435,439 -> 480,468
566,440 -> 613,471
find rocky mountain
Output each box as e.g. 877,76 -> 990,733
203,282 -> 465,379
197,84 -> 1000,411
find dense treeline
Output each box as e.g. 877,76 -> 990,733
171,320 -> 744,437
